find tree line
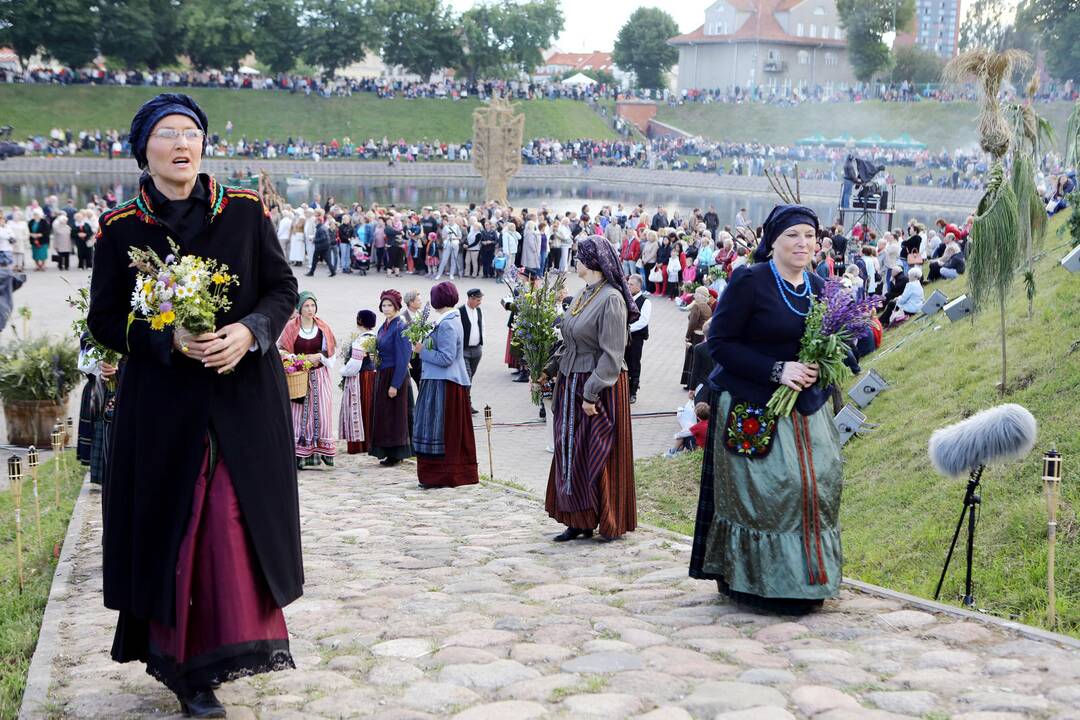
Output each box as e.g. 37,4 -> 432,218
0,0 -> 567,83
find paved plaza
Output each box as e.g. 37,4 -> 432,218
28,454 -> 1080,719
6,264 -> 689,495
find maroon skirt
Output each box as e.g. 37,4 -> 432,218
417,382 -> 480,488
368,367 -> 413,461
545,372 -> 637,538
112,446 -> 293,694
504,329 -> 521,369
348,370 -> 377,454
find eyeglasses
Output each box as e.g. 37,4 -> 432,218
151,128 -> 204,141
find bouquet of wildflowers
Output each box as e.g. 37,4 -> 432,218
282,353 -> 316,374
128,239 -> 239,334
401,303 -> 435,347
766,280 -> 880,418
360,335 -> 380,368
67,286 -> 121,388
511,271 -> 567,405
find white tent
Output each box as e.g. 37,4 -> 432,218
238,65 -> 259,75
563,72 -> 596,86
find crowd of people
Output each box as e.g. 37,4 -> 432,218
9,89 -> 1066,719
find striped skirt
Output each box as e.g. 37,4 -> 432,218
292,365 -> 336,459
545,371 -> 636,538
415,380 -> 479,488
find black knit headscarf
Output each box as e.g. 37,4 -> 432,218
576,236 -> 640,324
754,204 -> 819,263
129,93 -> 209,169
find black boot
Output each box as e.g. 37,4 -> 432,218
177,688 -> 226,718
553,527 -> 593,542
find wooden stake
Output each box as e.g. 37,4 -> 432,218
484,405 -> 495,481
1045,475 -> 1059,627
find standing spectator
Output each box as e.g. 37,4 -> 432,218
73,210 -> 94,269
337,214 -> 354,274
305,210 -> 335,277
624,274 -> 650,405
620,229 -> 641,278
28,207 -> 50,272
51,214 -> 73,271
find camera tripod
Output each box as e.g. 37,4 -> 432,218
934,465 -> 984,608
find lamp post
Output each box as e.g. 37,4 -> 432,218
8,455 -> 24,593
28,446 -> 42,547
51,425 -> 63,509
1043,447 -> 1063,627
484,405 -> 494,481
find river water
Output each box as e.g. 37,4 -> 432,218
0,173 -> 967,228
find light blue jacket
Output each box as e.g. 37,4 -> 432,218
420,309 -> 471,386
898,280 -> 925,314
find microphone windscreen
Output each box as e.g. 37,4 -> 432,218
928,404 -> 1038,477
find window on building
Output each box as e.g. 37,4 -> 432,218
825,52 -> 837,66
797,22 -> 804,36
834,26 -> 842,39
810,23 -> 816,36
814,5 -> 825,14
821,24 -> 829,38
798,50 -> 809,64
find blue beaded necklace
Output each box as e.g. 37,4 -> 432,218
769,259 -> 811,317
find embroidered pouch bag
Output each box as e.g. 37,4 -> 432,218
722,399 -> 778,459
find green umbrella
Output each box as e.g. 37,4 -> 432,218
796,133 -> 827,146
856,134 -> 886,147
826,134 -> 853,147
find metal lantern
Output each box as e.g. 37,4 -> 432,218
483,405 -> 494,481
50,425 -> 62,452
27,445 -> 39,469
66,417 -> 74,447
1043,446 -> 1063,627
8,454 -> 24,592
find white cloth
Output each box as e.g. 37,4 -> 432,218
288,231 -> 306,263
464,304 -> 481,347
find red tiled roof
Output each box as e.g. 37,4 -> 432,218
669,1 -> 846,48
544,51 -> 613,71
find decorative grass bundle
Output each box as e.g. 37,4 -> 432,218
944,49 -> 1030,158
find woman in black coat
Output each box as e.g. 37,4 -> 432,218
88,93 -> 301,718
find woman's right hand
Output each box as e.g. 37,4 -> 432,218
780,361 -> 819,391
388,386 -> 398,399
173,327 -> 219,360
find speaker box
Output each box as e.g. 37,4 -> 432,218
920,289 -> 948,316
1062,244 -> 1080,273
834,405 -> 868,446
848,369 -> 888,409
944,294 -> 973,322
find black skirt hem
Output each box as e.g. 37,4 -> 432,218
139,639 -> 294,694
716,578 -> 824,615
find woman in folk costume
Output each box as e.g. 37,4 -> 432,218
540,236 -> 637,542
278,291 -> 337,469
87,93 -> 301,717
412,282 -> 479,489
339,309 -> 378,454
368,289 -> 414,466
689,204 -> 844,613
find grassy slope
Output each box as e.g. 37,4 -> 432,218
637,212 -> 1080,635
657,100 -> 1076,150
0,85 -> 616,143
0,453 -> 83,718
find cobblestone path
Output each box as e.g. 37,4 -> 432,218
40,455 -> 1080,719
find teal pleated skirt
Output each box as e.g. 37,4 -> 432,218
693,391 -> 844,601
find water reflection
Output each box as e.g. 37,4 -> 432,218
0,174 -> 959,226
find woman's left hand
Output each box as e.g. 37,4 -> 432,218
412,341 -> 423,354
582,400 -> 598,416
202,323 -> 255,374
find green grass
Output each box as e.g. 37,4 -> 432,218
657,100 -> 1076,151
635,212 -> 1080,635
0,85 -> 616,144
0,452 -> 84,719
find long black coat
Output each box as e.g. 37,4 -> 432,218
88,173 -> 302,627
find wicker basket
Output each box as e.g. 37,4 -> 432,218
286,370 -> 309,400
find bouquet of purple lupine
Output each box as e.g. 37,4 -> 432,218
401,302 -> 435,348
766,280 -> 880,418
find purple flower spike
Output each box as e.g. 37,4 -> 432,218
165,254 -> 176,264
160,301 -> 173,312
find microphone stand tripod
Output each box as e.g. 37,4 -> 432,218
934,465 -> 984,608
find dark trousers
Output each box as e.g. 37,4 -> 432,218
463,345 -> 482,379
308,244 -> 335,275
625,335 -> 645,394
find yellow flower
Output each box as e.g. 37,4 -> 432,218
160,310 -> 176,324
150,315 -> 165,331
143,281 -> 153,295
212,272 -> 226,285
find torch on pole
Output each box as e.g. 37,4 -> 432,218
1043,447 -> 1063,628
484,405 -> 494,481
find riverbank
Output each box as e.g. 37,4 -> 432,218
0,157 -> 982,210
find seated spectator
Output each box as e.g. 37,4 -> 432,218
665,402 -> 711,457
927,235 -> 964,281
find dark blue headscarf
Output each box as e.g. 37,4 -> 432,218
129,93 -> 208,169
754,204 -> 819,262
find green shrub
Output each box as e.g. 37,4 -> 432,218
0,337 -> 80,403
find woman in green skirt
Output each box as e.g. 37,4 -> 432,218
689,204 -> 845,613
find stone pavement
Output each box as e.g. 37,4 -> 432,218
5,267 -> 688,495
33,454 -> 1080,720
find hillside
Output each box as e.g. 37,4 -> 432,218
657,100 -> 1076,151
637,212 -> 1080,635
0,85 -> 616,143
